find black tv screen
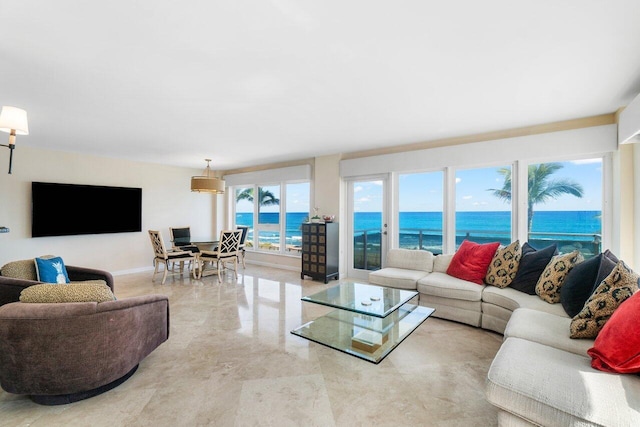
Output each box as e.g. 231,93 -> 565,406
32,182 -> 142,237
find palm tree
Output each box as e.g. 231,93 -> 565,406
236,187 -> 280,207
489,163 -> 584,232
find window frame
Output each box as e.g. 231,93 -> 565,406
230,179 -> 310,257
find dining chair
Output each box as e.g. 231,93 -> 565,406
169,226 -> 200,254
236,225 -> 249,268
198,230 -> 242,281
148,230 -> 197,284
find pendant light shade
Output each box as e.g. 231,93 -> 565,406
191,159 -> 225,194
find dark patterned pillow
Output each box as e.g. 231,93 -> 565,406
535,250 -> 583,304
561,251 -> 618,317
485,240 -> 521,288
570,261 -> 639,339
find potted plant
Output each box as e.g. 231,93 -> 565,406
310,207 -> 321,223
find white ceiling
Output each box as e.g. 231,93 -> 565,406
1,1 -> 640,171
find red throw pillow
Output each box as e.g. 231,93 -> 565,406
447,240 -> 500,285
587,291 -> 640,373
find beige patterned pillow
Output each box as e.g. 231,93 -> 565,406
1,255 -> 56,280
20,283 -> 116,303
485,240 -> 521,288
1,259 -> 39,280
535,250 -> 583,304
570,261 -> 639,339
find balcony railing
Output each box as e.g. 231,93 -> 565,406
353,228 -> 602,271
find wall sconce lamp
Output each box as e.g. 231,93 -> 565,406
191,158 -> 225,194
0,106 -> 29,174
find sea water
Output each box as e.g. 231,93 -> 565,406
236,211 -> 602,252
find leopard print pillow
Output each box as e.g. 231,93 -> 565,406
19,283 -> 115,303
485,240 -> 521,288
535,250 -> 583,304
570,261 -> 639,339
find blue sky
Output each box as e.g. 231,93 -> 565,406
236,159 -> 603,214
236,183 -> 310,213
454,160 -> 602,212
394,159 -> 602,212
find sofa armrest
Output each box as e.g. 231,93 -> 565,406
386,249 -> 434,272
0,276 -> 41,307
66,265 -> 115,291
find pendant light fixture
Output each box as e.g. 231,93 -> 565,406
191,158 -> 225,194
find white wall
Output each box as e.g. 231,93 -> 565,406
0,146 -> 215,275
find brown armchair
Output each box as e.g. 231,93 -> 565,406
0,258 -> 169,405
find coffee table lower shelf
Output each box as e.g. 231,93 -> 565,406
291,304 -> 435,364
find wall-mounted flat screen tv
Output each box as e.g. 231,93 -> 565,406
32,182 -> 142,237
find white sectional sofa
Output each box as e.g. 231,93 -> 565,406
369,249 -> 640,426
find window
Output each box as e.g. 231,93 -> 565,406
285,182 -> 310,254
398,171 -> 444,254
526,160 -> 602,258
233,181 -> 310,256
235,187 -> 254,248
456,166 -> 512,248
257,185 -> 280,250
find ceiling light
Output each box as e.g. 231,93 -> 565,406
191,158 -> 225,194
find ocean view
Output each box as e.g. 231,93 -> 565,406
236,210 -> 602,255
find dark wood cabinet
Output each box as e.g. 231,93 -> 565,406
301,222 -> 339,283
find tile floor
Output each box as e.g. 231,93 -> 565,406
0,264 -> 504,427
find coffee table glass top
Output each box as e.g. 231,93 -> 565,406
301,282 -> 418,318
292,281 -> 435,364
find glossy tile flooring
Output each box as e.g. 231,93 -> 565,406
0,265 -> 503,427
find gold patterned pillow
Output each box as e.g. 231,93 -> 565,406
485,240 -> 521,288
570,261 -> 639,339
1,255 -> 56,280
19,283 -> 116,303
1,259 -> 37,280
535,250 -> 584,304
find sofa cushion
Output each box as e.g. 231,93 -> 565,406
535,250 -> 583,304
433,254 -> 454,273
504,308 -> 593,356
484,240 -> 521,288
570,260 -> 639,339
368,268 -> 426,290
560,251 -> 618,317
34,256 -> 70,284
482,286 -> 569,317
19,283 -> 116,303
487,337 -> 640,427
385,249 -> 434,272
446,240 -> 500,285
510,243 -> 558,295
417,271 -> 484,302
588,291 -> 640,373
419,295 -> 482,327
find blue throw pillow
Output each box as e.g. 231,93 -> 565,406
34,256 -> 70,284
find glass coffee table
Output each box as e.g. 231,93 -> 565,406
291,282 -> 435,364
